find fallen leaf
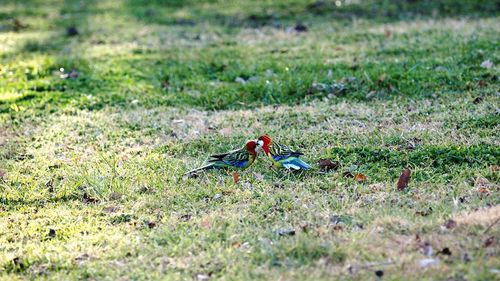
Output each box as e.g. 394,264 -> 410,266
232,172 -> 240,184
480,59 -> 493,69
484,236 -> 495,248
318,159 -> 339,172
478,80 -> 486,87
478,187 -> 491,195
444,219 -> 457,229
397,168 -> 411,190
0,169 -> 6,179
354,173 -> 367,182
491,165 -> 500,172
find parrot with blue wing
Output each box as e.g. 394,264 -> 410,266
185,140 -> 260,176
257,135 -> 311,170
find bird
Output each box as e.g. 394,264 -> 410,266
185,139 -> 260,176
257,135 -> 311,170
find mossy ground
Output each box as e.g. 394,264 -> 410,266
0,0 -> 499,280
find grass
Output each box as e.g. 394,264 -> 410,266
1,0 -> 499,280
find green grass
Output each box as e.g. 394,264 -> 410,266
1,0 -> 499,280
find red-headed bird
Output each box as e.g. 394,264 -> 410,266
185,140 -> 260,176
257,135 -> 311,170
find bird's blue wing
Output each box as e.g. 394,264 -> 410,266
280,157 -> 311,170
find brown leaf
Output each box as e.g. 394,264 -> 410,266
484,236 -> 495,248
444,219 -> 457,229
477,187 -> 490,195
491,165 -> 500,172
318,159 -> 338,172
0,169 -> 6,179
232,172 -> 240,184
354,173 -> 367,182
397,168 -> 411,190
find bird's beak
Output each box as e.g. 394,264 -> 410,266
255,140 -> 263,151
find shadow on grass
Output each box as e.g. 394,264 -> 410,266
123,0 -> 499,27
1,0 -> 498,114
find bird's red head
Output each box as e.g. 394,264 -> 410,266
245,140 -> 258,156
257,135 -> 272,154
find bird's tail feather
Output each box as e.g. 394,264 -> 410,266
293,158 -> 311,170
282,158 -> 311,170
184,163 -> 216,176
